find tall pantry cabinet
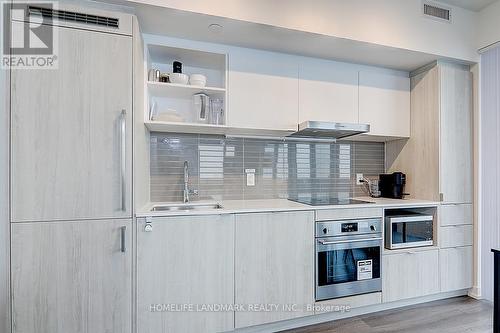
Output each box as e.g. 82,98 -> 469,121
387,61 -> 473,293
9,5 -> 134,333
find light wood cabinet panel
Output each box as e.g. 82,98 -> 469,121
359,71 -> 410,138
439,225 -> 473,248
11,22 -> 132,222
440,246 -> 473,292
315,207 -> 383,221
387,67 -> 440,201
235,211 -> 314,328
439,64 -> 473,204
11,219 -> 132,333
440,204 -> 473,226
298,60 -> 358,124
387,63 -> 473,205
382,249 -> 439,303
137,215 -> 234,333
228,49 -> 298,131
314,292 -> 381,314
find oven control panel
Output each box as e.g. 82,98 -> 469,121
341,222 -> 358,233
316,218 -> 382,237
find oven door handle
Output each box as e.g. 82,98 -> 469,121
318,237 -> 382,245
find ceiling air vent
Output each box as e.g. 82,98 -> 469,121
27,6 -> 119,28
423,2 -> 451,22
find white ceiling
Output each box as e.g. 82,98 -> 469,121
438,0 -> 498,11
134,5 -> 473,72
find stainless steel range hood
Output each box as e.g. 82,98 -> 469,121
289,121 -> 370,139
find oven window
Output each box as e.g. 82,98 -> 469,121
392,221 -> 433,244
317,246 -> 380,286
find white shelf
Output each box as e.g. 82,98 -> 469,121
147,81 -> 226,99
145,120 -> 295,137
145,121 -> 229,135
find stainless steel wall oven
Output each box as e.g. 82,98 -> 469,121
315,218 -> 382,301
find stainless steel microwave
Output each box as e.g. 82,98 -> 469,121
385,213 -> 434,250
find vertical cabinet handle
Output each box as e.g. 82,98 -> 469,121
120,226 -> 127,253
120,109 -> 127,212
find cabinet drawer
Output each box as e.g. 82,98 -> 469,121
440,204 -> 472,226
382,249 -> 439,303
314,292 -> 381,314
440,225 -> 473,248
440,246 -> 473,292
316,208 -> 383,221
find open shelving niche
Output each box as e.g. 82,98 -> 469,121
144,43 -> 229,134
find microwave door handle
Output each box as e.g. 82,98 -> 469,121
318,237 -> 382,245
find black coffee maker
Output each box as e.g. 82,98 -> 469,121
379,172 -> 408,199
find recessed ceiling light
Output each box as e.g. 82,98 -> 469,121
208,23 -> 224,34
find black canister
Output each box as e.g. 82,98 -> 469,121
173,61 -> 183,73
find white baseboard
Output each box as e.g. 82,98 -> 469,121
468,286 -> 482,299
232,290 -> 469,333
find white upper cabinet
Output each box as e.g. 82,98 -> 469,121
298,60 -> 359,124
359,71 -> 410,138
228,49 -> 298,131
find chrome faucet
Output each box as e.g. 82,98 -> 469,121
183,161 -> 198,203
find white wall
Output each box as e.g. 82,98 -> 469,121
127,0 -> 479,62
478,0 -> 500,50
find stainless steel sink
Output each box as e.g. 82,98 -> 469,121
150,203 -> 223,212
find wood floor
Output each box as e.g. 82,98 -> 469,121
281,296 -> 492,333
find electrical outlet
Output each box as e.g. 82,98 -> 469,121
245,169 -> 256,186
356,173 -> 364,185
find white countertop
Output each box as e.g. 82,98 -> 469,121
136,197 -> 439,218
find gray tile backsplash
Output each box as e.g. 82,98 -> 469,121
150,133 -> 385,202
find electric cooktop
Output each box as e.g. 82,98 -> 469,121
288,197 -> 374,206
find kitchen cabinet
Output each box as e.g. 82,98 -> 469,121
137,215 -> 234,333
439,65 -> 473,204
234,211 -> 315,328
382,249 -> 439,302
11,21 -> 133,222
228,49 -> 298,131
387,62 -> 473,204
298,60 -> 358,124
440,246 -> 473,292
439,225 -> 473,248
440,204 -> 473,226
11,219 -> 132,333
359,71 -> 410,138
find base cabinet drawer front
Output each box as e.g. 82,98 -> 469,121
235,211 -> 315,328
315,208 -> 383,221
439,225 -> 473,248
137,215 -> 234,333
439,246 -> 473,292
440,204 -> 473,226
11,219 -> 132,333
382,249 -> 439,303
314,292 -> 381,314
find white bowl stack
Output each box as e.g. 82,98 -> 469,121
189,74 -> 207,87
169,73 -> 189,85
